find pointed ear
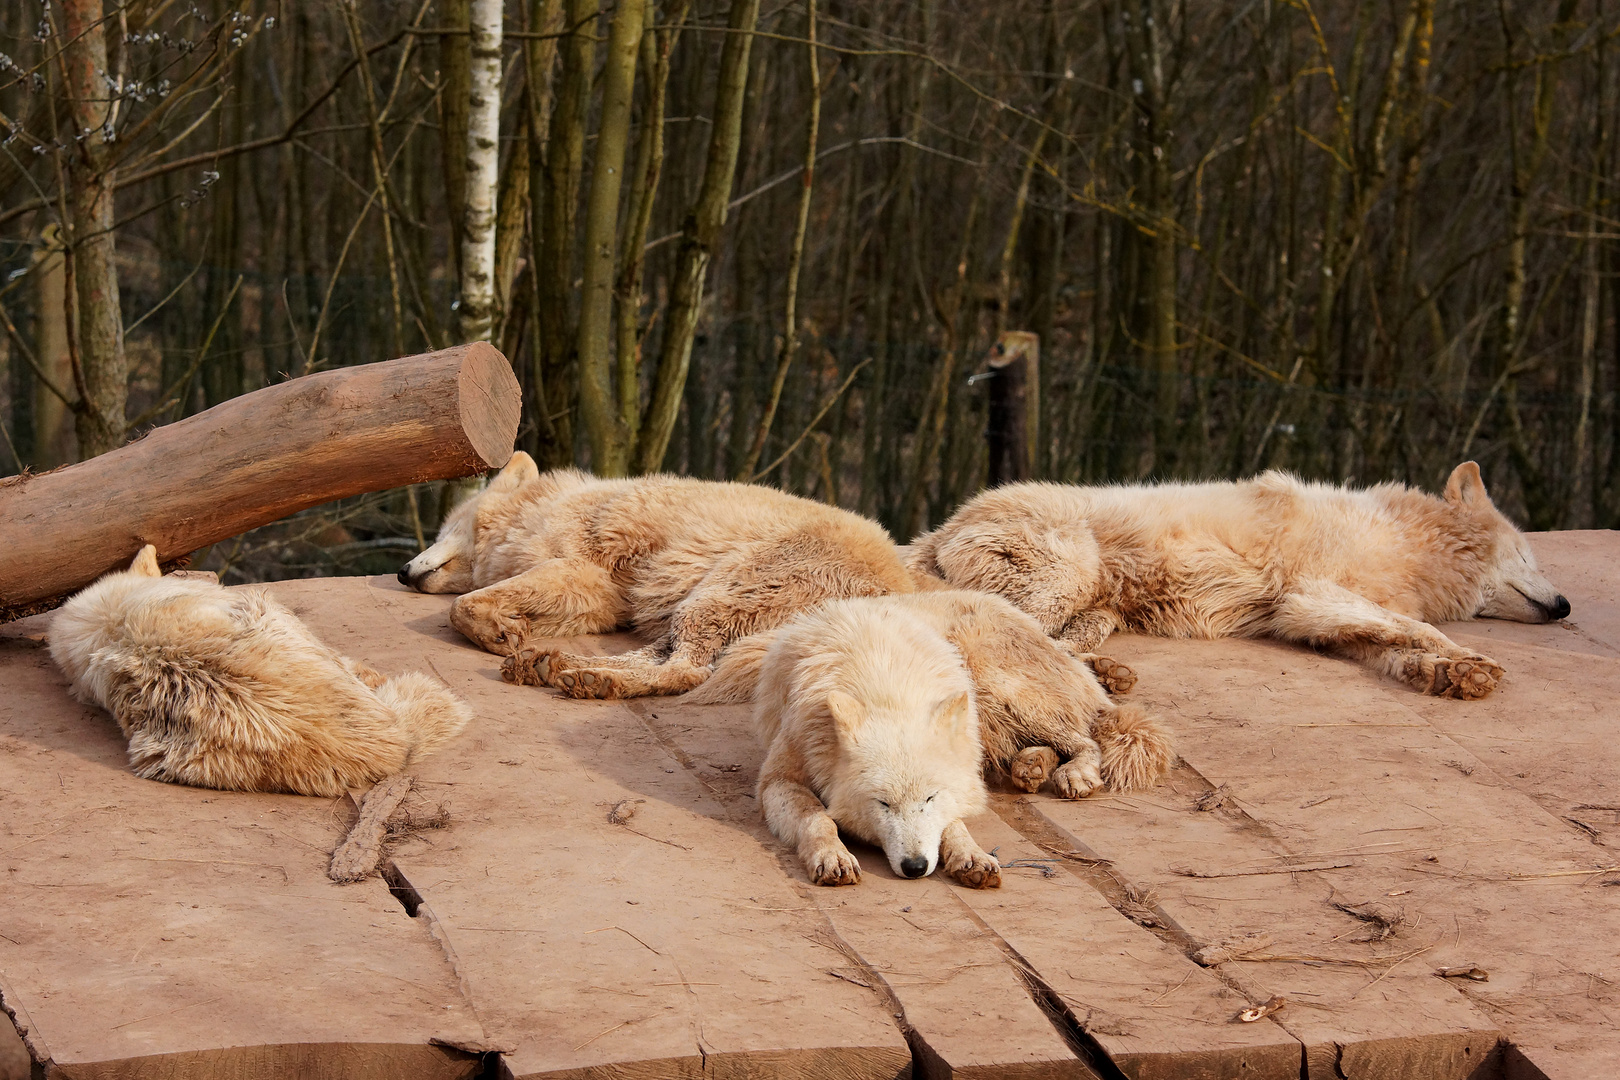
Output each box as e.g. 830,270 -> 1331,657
826,691 -> 865,741
1444,461 -> 1490,507
129,545 -> 161,578
934,691 -> 973,738
487,451 -> 540,496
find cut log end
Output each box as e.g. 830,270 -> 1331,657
456,340 -> 523,470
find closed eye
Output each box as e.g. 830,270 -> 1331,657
878,801 -> 890,810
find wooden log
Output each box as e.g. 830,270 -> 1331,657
0,342 -> 520,617
985,331 -> 1040,487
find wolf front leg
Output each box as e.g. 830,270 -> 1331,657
1264,579 -> 1504,698
449,559 -> 628,654
759,770 -> 861,887
938,819 -> 1001,888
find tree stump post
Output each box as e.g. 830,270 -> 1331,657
985,331 -> 1041,488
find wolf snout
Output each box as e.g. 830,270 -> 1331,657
1547,594 -> 1571,621
397,565 -> 414,587
898,855 -> 929,879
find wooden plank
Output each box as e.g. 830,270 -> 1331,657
0,342 -> 520,615
957,808 -> 1301,1080
0,614 -> 485,1080
284,577 -> 912,1080
1045,629 -> 1620,1079
634,692 -> 1095,1080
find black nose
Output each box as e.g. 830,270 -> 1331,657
1549,595 -> 1571,620
899,855 -> 928,879
397,566 -> 412,587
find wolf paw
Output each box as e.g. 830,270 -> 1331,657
806,845 -> 861,887
1009,746 -> 1061,793
1052,757 -> 1105,799
1087,655 -> 1137,695
1430,654 -> 1504,700
944,847 -> 1002,889
553,666 -> 627,700
501,647 -> 559,687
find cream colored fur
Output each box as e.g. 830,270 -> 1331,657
50,547 -> 471,796
748,598 -> 1000,888
690,591 -> 1175,798
907,462 -> 1568,698
400,452 -> 915,698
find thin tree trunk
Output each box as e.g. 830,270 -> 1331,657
523,0 -> 565,462
536,0 -> 599,466
633,0 -> 763,475
1499,0 -> 1577,528
576,0 -> 648,476
616,0 -> 690,453
739,0 -> 822,481
62,0 -> 125,458
492,112 -> 533,346
1122,0 -> 1176,476
438,0 -> 472,280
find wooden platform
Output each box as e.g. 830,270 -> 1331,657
3,532 -> 1617,1079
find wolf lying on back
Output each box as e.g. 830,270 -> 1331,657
699,593 -> 1173,887
51,547 -> 470,796
909,462 -> 1568,698
399,451 -> 914,697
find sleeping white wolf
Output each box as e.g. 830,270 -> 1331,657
50,547 -> 470,796
908,462 -> 1569,699
687,592 -> 1175,887
398,451 -> 916,697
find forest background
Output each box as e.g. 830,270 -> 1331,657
2,0 -> 1616,583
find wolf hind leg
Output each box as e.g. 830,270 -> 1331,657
1264,579 -> 1504,698
939,819 -> 1000,888
1008,746 -> 1061,792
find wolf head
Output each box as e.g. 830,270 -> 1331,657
1443,462 -> 1570,623
397,452 -> 543,593
819,688 -> 986,880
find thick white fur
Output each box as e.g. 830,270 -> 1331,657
750,599 -> 1000,888
906,463 -> 1567,699
399,452 -> 914,699
691,591 -> 1175,797
50,547 -> 470,796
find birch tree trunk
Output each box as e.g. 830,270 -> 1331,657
576,0 -> 647,476
634,0 -> 763,475
62,0 -> 126,458
458,0 -> 503,343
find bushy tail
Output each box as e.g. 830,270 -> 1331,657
374,671 -> 474,763
1094,704 -> 1175,792
681,631 -> 777,705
